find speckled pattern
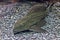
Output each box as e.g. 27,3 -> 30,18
0,2 -> 60,40
0,2 -> 32,40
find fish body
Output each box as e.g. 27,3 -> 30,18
13,3 -> 48,34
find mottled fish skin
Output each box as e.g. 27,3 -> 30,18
13,3 -> 48,34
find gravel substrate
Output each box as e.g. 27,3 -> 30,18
0,2 -> 60,40
0,2 -> 33,40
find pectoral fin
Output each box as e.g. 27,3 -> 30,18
29,26 -> 47,33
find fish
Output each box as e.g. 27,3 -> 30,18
13,3 -> 48,34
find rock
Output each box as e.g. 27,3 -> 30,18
13,3 -> 48,34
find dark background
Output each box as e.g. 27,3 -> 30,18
0,0 -> 49,2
